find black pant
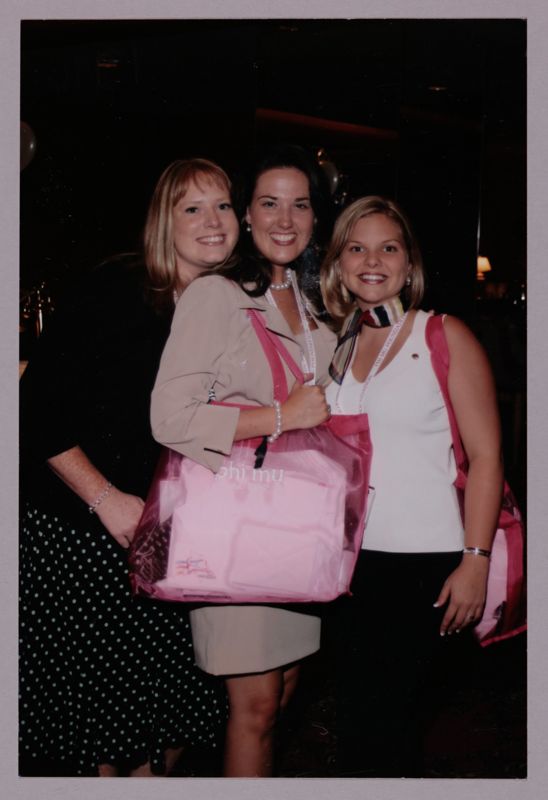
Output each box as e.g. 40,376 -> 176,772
330,549 -> 464,777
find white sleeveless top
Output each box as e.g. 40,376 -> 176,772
326,310 -> 464,553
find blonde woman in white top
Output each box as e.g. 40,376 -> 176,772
321,196 -> 503,776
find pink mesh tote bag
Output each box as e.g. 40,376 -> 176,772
426,313 -> 526,646
130,310 -> 372,604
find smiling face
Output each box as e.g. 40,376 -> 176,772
245,167 -> 315,270
172,176 -> 239,285
338,213 -> 411,310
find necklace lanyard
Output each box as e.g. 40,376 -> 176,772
265,272 -> 317,383
334,312 -> 408,413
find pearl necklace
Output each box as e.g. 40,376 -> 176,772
265,271 -> 317,383
334,312 -> 408,413
269,268 -> 292,291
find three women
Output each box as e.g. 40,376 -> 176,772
151,165 -> 503,776
21,139 -> 504,778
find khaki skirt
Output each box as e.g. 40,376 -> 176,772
189,605 -> 321,676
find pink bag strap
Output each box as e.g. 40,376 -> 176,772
425,314 -> 467,470
246,309 -> 305,402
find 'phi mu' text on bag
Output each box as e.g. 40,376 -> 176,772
216,461 -> 284,483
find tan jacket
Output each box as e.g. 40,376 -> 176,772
151,274 -> 337,472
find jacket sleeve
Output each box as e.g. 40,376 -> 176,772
150,276 -> 240,472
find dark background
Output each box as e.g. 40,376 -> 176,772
20,19 -> 525,307
19,19 -> 526,778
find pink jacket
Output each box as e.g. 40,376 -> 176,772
151,274 -> 337,472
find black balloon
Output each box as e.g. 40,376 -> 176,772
317,148 -> 340,196
20,122 -> 37,170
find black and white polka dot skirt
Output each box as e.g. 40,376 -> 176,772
19,504 -> 227,775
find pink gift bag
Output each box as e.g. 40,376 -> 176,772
426,314 -> 526,646
130,311 -> 372,604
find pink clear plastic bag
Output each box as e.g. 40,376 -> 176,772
426,314 -> 526,646
131,308 -> 372,603
130,414 -> 371,603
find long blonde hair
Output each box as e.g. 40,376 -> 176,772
321,195 -> 425,328
143,158 -> 236,308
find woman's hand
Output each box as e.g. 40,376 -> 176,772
281,379 -> 331,431
48,446 -> 145,548
434,556 -> 490,636
95,487 -> 145,549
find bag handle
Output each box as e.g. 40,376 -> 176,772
425,314 -> 467,470
246,310 -> 305,402
426,313 -> 516,516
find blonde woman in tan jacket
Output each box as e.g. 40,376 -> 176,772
151,145 -> 337,777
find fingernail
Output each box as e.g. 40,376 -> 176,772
433,602 -> 440,607
440,631 -> 445,637
455,629 -> 461,634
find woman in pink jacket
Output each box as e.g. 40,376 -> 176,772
151,145 -> 337,776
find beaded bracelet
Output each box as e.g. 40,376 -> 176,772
462,546 -> 491,559
89,481 -> 113,514
267,399 -> 283,443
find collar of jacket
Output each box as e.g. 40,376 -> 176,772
236,283 -> 329,346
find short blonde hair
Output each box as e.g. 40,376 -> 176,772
143,158 -> 234,304
321,195 -> 425,327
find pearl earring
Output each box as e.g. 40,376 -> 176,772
405,275 -> 411,286
245,222 -> 251,233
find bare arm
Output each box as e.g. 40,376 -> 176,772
434,315 -> 504,635
48,446 -> 145,549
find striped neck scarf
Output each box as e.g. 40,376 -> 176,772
329,296 -> 406,385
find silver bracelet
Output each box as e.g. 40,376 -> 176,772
462,546 -> 491,559
267,399 -> 283,443
89,481 -> 113,514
